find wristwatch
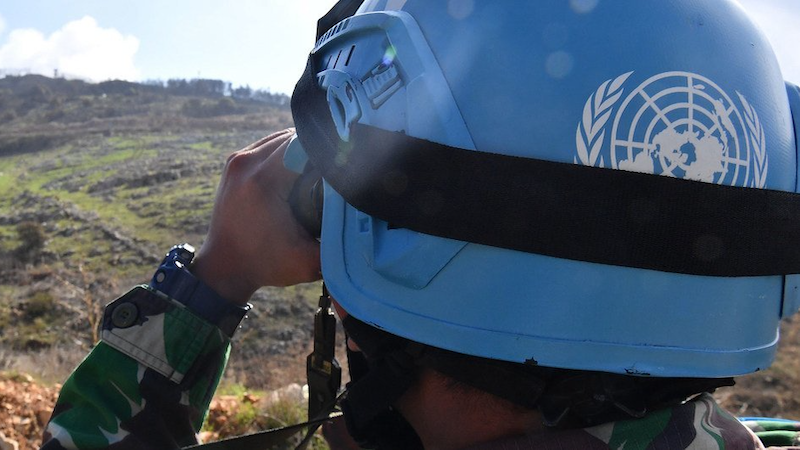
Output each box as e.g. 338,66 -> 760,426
149,243 -> 251,337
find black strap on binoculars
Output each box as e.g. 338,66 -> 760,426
292,55 -> 800,277
306,284 -> 342,423
182,413 -> 342,450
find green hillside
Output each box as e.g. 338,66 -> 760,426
0,75 -> 319,390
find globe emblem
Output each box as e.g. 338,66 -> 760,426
609,72 -> 752,186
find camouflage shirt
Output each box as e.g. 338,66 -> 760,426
467,395 -> 800,450
42,285 -> 230,449
40,285 -> 800,450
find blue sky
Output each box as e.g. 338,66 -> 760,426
0,0 -> 798,95
0,0 -> 335,94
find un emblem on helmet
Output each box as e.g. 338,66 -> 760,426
575,71 -> 768,188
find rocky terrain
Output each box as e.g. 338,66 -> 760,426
0,373 -> 60,450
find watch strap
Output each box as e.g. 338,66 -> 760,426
151,244 -> 251,337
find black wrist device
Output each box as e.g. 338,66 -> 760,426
150,243 -> 251,338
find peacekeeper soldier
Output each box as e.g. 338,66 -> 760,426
41,0 -> 800,449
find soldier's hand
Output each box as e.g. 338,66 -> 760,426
190,129 -> 321,305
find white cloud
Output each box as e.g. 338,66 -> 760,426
0,16 -> 140,82
0,13 -> 6,36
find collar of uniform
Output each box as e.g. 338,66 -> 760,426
464,394 -> 762,450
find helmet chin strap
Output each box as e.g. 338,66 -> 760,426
306,284 -> 342,423
339,316 -> 424,450
335,312 -> 735,439
303,284 -> 423,449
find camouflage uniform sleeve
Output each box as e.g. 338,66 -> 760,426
467,393 -> 765,450
740,419 -> 800,449
41,285 -> 231,449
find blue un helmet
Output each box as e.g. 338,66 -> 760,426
289,0 -> 800,396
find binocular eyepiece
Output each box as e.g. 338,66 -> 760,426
288,162 -> 325,240
284,134 -> 325,239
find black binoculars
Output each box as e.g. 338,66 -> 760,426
288,167 -> 325,239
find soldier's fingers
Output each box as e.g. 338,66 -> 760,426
256,137 -> 299,201
239,128 -> 294,154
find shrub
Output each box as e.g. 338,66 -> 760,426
0,110 -> 16,124
13,222 -> 46,264
181,98 -> 242,118
25,291 -> 55,321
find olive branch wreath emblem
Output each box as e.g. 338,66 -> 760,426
737,92 -> 769,189
574,71 -> 632,168
575,71 -> 769,189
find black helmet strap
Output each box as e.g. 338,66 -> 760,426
292,55 -> 800,277
316,0 -> 362,40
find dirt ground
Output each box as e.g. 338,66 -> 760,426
0,374 -> 60,450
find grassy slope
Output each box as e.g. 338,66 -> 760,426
0,75 -> 325,392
